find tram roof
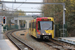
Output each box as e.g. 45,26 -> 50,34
29,17 -> 54,23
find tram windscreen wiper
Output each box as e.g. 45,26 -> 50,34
40,21 -> 52,30
46,26 -> 52,30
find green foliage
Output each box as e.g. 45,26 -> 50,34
63,0 -> 75,34
42,0 -> 75,36
17,10 -> 26,16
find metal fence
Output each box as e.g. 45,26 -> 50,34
3,24 -> 18,31
55,23 -> 67,37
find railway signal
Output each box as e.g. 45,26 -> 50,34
3,17 -> 5,24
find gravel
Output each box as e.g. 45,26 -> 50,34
13,30 -> 56,50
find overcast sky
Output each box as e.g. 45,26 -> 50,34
3,0 -> 43,15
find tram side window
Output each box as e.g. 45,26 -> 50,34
32,22 -> 36,28
29,23 -> 31,28
38,21 -> 41,30
34,22 -> 36,28
32,22 -> 34,28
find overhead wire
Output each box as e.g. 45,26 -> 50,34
15,0 -> 27,9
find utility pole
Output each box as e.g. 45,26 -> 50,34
1,3 -> 3,33
63,5 -> 66,37
12,0 -> 13,17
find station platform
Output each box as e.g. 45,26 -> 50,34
58,37 -> 75,44
0,39 -> 18,50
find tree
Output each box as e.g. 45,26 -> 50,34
41,0 -> 75,36
17,10 -> 26,16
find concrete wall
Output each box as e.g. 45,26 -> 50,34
13,17 -> 33,29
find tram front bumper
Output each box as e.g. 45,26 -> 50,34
41,35 -> 52,39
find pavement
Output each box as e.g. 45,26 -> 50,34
0,24 -> 18,50
0,39 -> 14,50
0,16 -> 3,39
0,25 -> 3,39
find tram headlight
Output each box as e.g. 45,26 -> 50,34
42,33 -> 44,35
49,33 -> 52,35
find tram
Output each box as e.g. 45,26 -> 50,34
29,17 -> 54,39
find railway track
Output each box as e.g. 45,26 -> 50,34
43,39 -> 75,50
6,30 -> 75,50
6,30 -> 34,50
50,39 -> 75,50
